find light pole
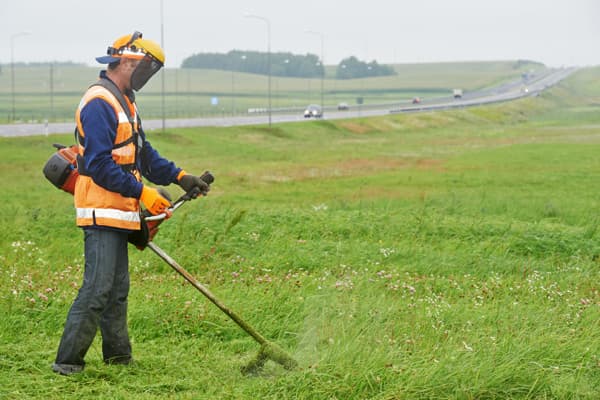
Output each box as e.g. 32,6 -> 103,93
231,65 -> 235,115
10,31 -> 31,122
245,14 -> 271,128
232,54 -> 247,115
49,62 -> 54,122
160,0 -> 166,132
282,58 -> 289,109
306,30 -> 324,114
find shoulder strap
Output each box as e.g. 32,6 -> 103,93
76,78 -> 144,173
76,78 -> 135,144
92,78 -> 134,124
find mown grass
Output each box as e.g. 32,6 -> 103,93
0,67 -> 599,399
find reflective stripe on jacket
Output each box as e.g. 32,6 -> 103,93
74,85 -> 142,230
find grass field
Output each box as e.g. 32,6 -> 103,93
0,65 -> 599,399
0,60 -> 541,123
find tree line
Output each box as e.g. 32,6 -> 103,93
182,50 -> 323,78
181,51 -> 396,79
336,56 -> 396,79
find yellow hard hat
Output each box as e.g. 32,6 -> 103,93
96,31 -> 165,65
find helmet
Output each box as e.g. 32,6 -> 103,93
96,31 -> 165,65
97,31 -> 165,91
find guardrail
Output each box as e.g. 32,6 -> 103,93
0,68 -> 578,137
389,68 -> 577,115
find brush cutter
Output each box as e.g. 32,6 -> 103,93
138,174 -> 298,374
42,144 -> 296,371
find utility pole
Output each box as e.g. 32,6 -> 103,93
160,0 -> 166,132
306,30 -> 325,115
49,63 -> 54,121
245,14 -> 272,128
10,31 -> 31,122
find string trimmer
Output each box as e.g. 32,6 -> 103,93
43,144 -> 297,372
135,173 -> 298,374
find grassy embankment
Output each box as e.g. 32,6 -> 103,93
0,66 -> 599,399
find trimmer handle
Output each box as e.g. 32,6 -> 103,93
200,170 -> 215,185
145,170 -> 214,222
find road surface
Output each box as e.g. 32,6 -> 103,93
0,67 -> 577,138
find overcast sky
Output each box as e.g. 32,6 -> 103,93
0,0 -> 598,68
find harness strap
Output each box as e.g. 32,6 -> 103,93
93,78 -> 135,124
113,136 -> 135,149
76,78 -> 144,177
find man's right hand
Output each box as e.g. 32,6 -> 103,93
140,186 -> 172,215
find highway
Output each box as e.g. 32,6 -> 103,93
0,67 -> 577,138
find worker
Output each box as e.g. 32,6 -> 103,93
52,31 -> 211,375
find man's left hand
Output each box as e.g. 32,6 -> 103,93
178,173 -> 210,197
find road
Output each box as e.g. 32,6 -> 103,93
0,67 -> 577,138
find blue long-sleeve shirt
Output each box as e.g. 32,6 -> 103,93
79,91 -> 181,199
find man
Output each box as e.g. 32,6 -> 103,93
52,31 -> 211,375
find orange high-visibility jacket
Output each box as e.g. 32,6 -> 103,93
74,85 -> 142,230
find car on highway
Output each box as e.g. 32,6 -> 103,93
304,104 -> 323,118
412,97 -> 421,104
337,102 -> 349,111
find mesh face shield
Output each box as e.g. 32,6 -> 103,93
130,54 -> 163,91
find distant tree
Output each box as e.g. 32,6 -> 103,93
336,56 -> 396,79
181,51 -> 323,78
513,59 -> 544,70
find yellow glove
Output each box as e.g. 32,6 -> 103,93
140,186 -> 172,215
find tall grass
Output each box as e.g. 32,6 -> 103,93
0,67 -> 599,399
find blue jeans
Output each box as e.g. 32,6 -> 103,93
54,228 -> 132,367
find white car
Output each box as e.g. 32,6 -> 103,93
304,104 -> 323,118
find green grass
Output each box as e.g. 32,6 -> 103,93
0,60 -> 541,123
1,66 -> 599,399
